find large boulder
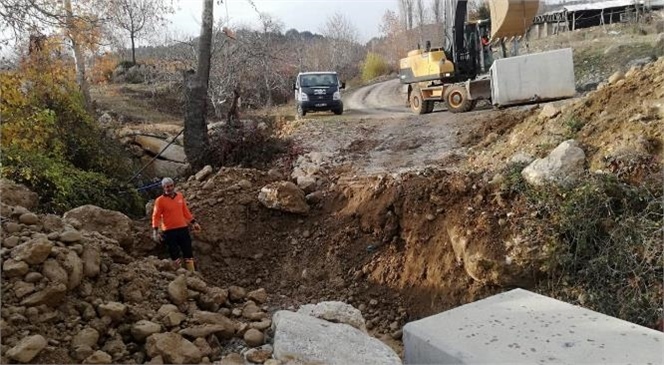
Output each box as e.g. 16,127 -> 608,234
258,182 -> 309,214
272,310 -> 401,365
151,159 -> 190,178
63,205 -> 133,248
133,135 -> 187,163
0,179 -> 39,210
521,140 -> 585,187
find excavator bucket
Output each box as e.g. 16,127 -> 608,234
489,0 -> 540,40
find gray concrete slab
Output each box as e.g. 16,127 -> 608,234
403,288 -> 664,364
491,48 -> 576,106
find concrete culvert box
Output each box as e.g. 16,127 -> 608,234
403,288 -> 664,364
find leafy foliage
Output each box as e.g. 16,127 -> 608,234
0,37 -> 143,216
361,52 -> 391,82
1,147 -> 144,216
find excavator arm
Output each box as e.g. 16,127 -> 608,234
489,0 -> 540,40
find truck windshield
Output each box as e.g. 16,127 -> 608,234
300,74 -> 338,87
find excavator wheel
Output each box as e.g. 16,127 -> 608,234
445,85 -> 477,113
409,88 -> 426,115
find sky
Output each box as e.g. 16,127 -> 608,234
167,0 -> 399,43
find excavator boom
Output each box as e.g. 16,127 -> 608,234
489,0 -> 540,39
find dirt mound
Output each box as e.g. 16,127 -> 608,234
467,57 -> 664,183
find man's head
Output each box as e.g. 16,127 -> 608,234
161,177 -> 175,195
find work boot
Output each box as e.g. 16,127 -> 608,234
184,258 -> 195,272
172,258 -> 182,270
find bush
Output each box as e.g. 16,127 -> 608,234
0,37 -> 144,216
116,60 -> 136,69
534,174 -> 663,327
1,147 -> 144,217
207,118 -> 291,169
91,53 -> 119,83
361,52 -> 391,82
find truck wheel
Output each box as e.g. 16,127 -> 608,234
445,85 -> 477,113
409,90 -> 425,115
424,100 -> 435,113
333,108 -> 343,115
297,105 -> 306,117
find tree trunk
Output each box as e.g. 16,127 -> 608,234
130,33 -> 136,65
183,0 -> 213,171
63,0 -> 92,113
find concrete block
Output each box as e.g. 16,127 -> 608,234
491,48 -> 576,106
403,288 -> 664,364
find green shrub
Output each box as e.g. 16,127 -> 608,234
0,43 -> 144,217
564,115 -> 586,137
361,52 -> 390,82
534,174 -> 663,326
1,147 -> 145,217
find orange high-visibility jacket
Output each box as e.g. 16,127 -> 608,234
152,192 -> 194,231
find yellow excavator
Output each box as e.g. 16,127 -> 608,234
399,0 -> 540,114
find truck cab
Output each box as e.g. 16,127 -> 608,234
293,72 -> 345,117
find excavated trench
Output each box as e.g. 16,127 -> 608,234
149,166 -> 543,346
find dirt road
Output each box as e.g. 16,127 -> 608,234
289,78 -> 494,175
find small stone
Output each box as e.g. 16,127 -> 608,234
245,345 -> 273,363
24,272 -> 43,283
3,236 -> 20,248
84,350 -> 113,364
247,288 -> 268,304
238,179 -> 252,189
243,328 -> 264,347
369,299 -> 378,306
97,302 -> 127,321
4,222 -> 21,233
228,286 -> 246,301
3,259 -> 29,277
6,334 -> 47,363
59,230 -> 82,243
18,213 -> 39,225
132,320 -> 162,341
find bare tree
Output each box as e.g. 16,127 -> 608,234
253,12 -> 285,107
399,0 -> 414,30
415,0 -> 426,45
63,0 -> 91,111
0,0 -> 104,111
320,12 -> 360,72
183,0 -> 212,170
431,0 -> 442,24
106,0 -> 173,65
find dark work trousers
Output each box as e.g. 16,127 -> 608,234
163,227 -> 193,260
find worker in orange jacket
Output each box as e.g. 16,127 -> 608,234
152,177 -> 201,271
